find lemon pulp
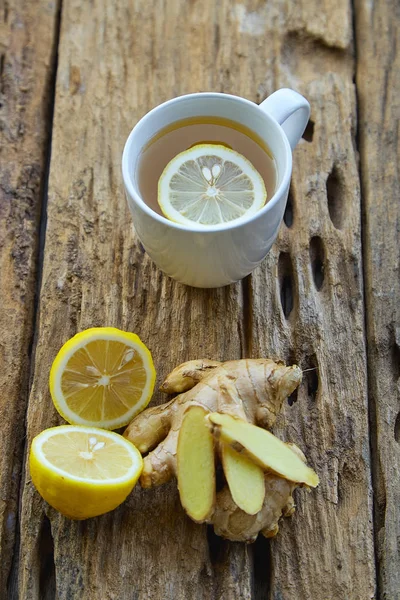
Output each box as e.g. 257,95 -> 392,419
50,328 -> 156,429
41,429 -> 135,480
158,144 -> 267,227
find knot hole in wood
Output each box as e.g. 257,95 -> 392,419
283,186 -> 294,228
288,354 -> 319,405
327,164 -> 345,229
309,236 -> 325,291
305,353 -> 319,401
302,118 -> 314,143
278,252 -> 294,319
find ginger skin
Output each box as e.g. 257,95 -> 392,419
124,358 -> 304,542
213,474 -> 297,543
124,359 -> 302,488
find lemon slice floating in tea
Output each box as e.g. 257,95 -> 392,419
49,327 -> 156,430
158,144 -> 267,226
30,425 -> 143,519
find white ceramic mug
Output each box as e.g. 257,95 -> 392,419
122,89 -> 310,288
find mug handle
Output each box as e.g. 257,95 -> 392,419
259,88 -> 310,150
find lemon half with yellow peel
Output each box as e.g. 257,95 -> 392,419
50,327 -> 156,430
158,144 -> 267,226
30,425 -> 143,519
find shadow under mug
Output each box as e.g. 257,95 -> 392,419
122,89 -> 310,288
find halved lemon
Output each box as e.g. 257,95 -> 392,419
49,327 -> 156,429
158,144 -> 267,226
30,425 -> 143,519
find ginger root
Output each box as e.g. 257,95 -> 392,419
160,359 -> 221,394
124,359 -> 301,488
124,358 -> 309,542
213,473 -> 297,543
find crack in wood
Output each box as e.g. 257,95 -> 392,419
391,335 -> 400,383
252,534 -> 270,599
206,524 -> 224,567
394,413 -> 400,444
4,1 -> 63,596
0,53 -> 5,101
353,0 -> 399,593
38,516 -> 56,600
3,1 -> 9,24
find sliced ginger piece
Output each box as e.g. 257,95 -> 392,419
221,444 -> 265,515
208,413 -> 319,488
177,406 -> 216,523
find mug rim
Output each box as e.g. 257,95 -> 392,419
122,92 -> 293,234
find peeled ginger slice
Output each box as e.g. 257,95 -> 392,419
208,413 -> 319,488
177,406 -> 216,522
221,444 -> 265,515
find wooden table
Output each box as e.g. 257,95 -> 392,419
1,0 -> 399,598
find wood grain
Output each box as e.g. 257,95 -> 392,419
12,0 -> 379,598
250,80 -> 376,600
232,1 -> 376,598
17,1 -> 252,597
0,0 -> 59,595
355,0 -> 400,597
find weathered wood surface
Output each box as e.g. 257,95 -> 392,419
248,7 -> 376,598
355,0 -> 400,597
1,0 -> 397,598
0,0 -> 59,596
17,1 -> 250,597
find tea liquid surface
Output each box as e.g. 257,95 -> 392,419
137,116 -> 277,216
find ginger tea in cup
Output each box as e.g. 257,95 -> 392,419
137,116 -> 277,226
122,90 -> 310,287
